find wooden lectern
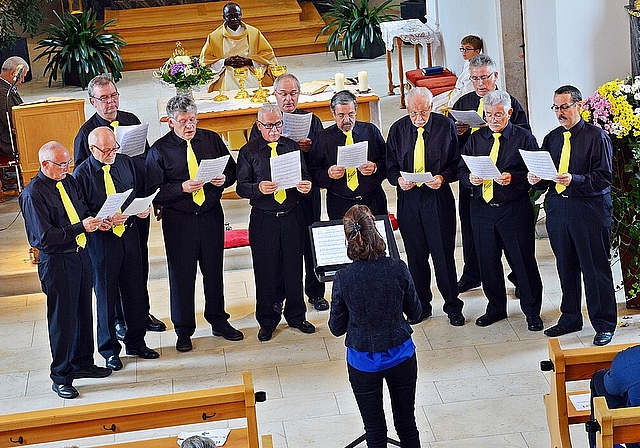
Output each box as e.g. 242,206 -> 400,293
12,98 -> 85,183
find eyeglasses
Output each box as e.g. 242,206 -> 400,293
485,112 -> 507,119
91,92 -> 120,103
46,159 -> 72,169
275,91 -> 299,98
334,112 -> 356,120
470,74 -> 495,82
257,120 -> 283,129
459,47 -> 477,53
171,118 -> 198,127
90,142 -> 121,155
408,110 -> 430,118
550,102 -> 577,112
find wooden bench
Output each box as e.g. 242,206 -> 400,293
0,371 -> 271,447
591,396 -> 640,448
540,338 -> 637,448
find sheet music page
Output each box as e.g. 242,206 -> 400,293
400,171 -> 435,183
461,155 -> 502,180
519,149 -> 559,181
122,188 -> 159,215
96,188 -> 133,219
270,150 -> 302,190
313,220 -> 390,267
282,112 -> 312,142
449,110 -> 487,128
337,141 -> 368,168
195,155 -> 230,182
116,123 -> 148,157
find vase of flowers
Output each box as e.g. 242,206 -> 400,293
153,42 -> 218,96
581,76 -> 640,307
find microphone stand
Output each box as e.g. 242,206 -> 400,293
4,79 -> 22,192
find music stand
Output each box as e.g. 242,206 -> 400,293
344,434 -> 401,448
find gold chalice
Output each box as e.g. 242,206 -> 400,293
270,64 -> 287,79
250,66 -> 269,103
213,89 -> 229,102
234,67 -> 250,99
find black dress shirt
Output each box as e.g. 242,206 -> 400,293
19,172 -> 89,253
386,113 -> 460,185
72,154 -> 139,221
236,135 -> 311,211
310,121 -> 387,198
452,91 -> 530,149
458,122 -> 538,203
0,78 -> 22,158
146,128 -> 236,213
540,118 -> 612,197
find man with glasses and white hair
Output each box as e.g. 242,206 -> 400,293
237,103 -> 315,342
249,74 -> 328,311
74,74 -> 166,338
451,54 -> 529,297
147,95 -> 243,352
19,141 -> 111,399
386,87 -> 465,327
528,85 -> 617,346
310,90 -> 387,220
458,89 -> 543,331
73,127 -> 160,371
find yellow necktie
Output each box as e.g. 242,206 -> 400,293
471,97 -> 484,134
556,131 -> 571,193
103,165 -> 125,237
186,139 -> 205,206
482,132 -> 501,203
110,120 -> 119,133
414,127 -> 425,186
343,130 -> 359,191
55,181 -> 87,248
269,142 -> 286,204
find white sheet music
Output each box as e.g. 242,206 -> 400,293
282,112 -> 312,142
115,123 -> 148,157
96,188 -> 133,219
337,141 -> 368,168
312,220 -> 390,267
195,155 -> 230,182
122,188 -> 159,215
449,110 -> 487,128
270,150 -> 302,190
461,155 -> 501,180
400,171 -> 435,183
519,149 -> 559,181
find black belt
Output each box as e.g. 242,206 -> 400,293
258,203 -> 298,217
48,246 -> 84,254
328,190 -> 373,202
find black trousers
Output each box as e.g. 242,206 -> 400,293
396,185 -> 463,315
38,250 -> 94,386
326,186 -> 388,221
470,196 -> 543,320
249,206 -> 307,328
458,186 -> 481,283
89,222 -> 148,359
161,204 -> 230,337
546,194 -> 617,332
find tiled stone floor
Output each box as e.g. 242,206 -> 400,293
1,48 -> 639,447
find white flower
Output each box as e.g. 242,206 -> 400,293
621,84 -> 632,94
174,55 -> 192,65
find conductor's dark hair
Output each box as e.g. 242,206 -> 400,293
343,205 -> 386,261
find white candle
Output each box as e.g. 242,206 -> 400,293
334,72 -> 345,91
358,71 -> 368,92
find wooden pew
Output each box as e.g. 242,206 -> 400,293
540,338 -> 637,448
0,371 -> 269,447
592,396 -> 640,448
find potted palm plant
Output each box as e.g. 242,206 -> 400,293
316,0 -> 398,60
34,8 -> 126,89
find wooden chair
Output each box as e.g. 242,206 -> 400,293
590,396 -> 640,448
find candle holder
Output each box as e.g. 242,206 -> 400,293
213,89 -> 229,102
250,66 -> 269,103
234,67 -> 250,99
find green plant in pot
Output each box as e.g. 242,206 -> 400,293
34,8 -> 126,89
0,0 -> 51,51
316,0 -> 398,60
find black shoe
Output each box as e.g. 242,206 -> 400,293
258,326 -> 275,342
52,383 -> 79,399
593,331 -> 614,346
527,316 -> 544,332
146,314 -> 167,332
543,324 -> 581,337
475,313 -> 507,327
408,309 -> 432,325
212,323 -> 244,341
458,278 -> 481,294
514,286 -> 521,299
176,336 -> 193,352
448,313 -> 465,326
290,320 -> 316,334
75,364 -> 112,379
105,355 -> 123,371
126,346 -> 160,359
115,322 -> 126,341
309,296 -> 330,311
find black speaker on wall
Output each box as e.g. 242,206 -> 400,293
400,0 -> 426,23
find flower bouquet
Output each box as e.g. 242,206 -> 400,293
153,42 -> 218,93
